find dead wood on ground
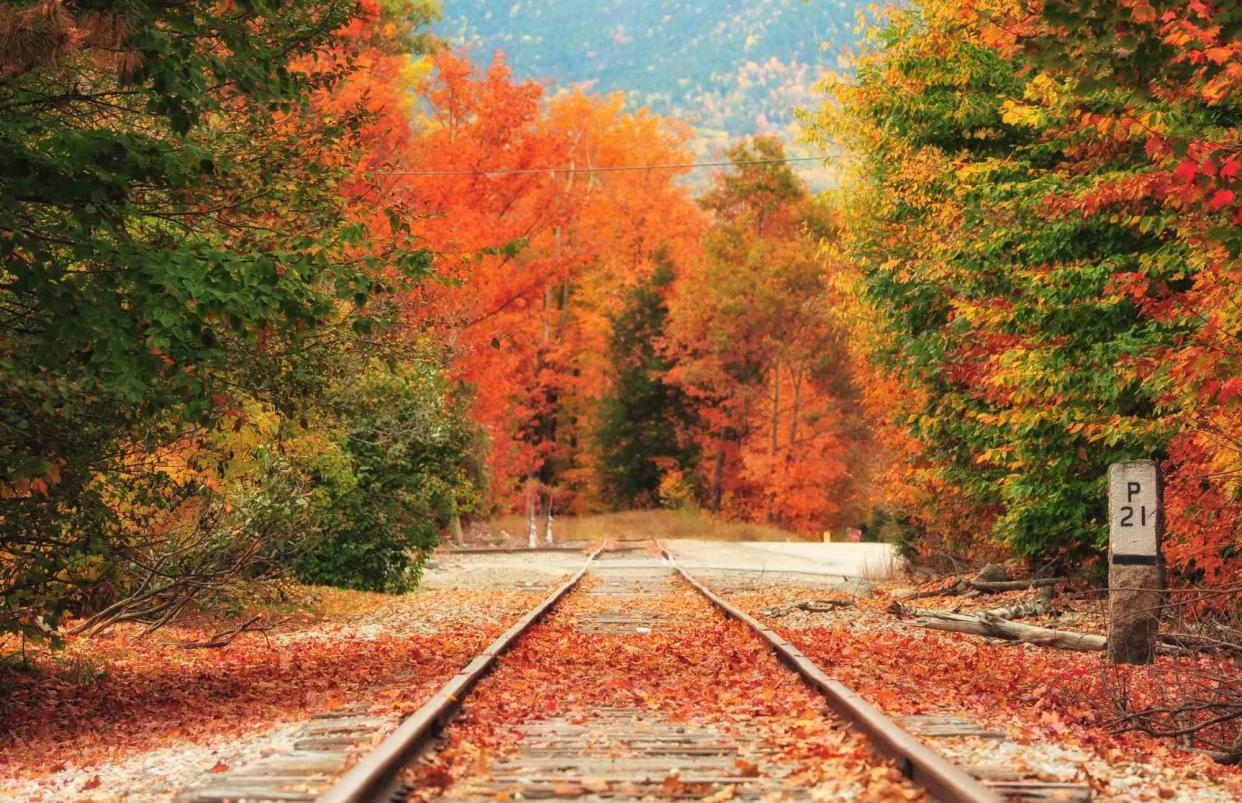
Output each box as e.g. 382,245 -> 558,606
180,615 -> 282,649
889,602 -> 1105,651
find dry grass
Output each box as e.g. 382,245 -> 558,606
474,509 -> 813,545
857,550 -> 903,582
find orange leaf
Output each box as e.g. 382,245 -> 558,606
734,757 -> 760,778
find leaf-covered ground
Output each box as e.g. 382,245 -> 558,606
0,583 -> 562,800
6,553 -> 1238,802
707,575 -> 1242,802
404,570 -> 923,801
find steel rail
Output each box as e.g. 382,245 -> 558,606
438,545 -> 587,555
319,546 -> 604,803
662,548 -> 1004,803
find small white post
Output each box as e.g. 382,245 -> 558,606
526,485 -> 538,549
1107,460 -> 1164,665
545,503 -> 554,545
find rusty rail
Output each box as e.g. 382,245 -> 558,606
318,546 -> 604,803
662,548 -> 1004,803
437,545 -> 588,555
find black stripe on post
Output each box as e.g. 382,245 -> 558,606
1111,553 -> 1158,566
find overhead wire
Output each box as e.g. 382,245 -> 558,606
376,156 -> 823,177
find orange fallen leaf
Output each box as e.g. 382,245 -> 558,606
734,757 -> 760,778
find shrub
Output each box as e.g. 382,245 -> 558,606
296,362 -> 485,592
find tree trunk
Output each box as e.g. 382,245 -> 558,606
787,368 -> 802,452
765,359 -> 781,524
527,481 -> 538,549
770,357 -> 781,457
451,507 -> 465,547
710,446 -> 725,513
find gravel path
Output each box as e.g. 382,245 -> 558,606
422,550 -> 590,590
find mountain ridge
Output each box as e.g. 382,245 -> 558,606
433,1 -> 862,183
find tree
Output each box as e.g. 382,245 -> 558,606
394,60 -> 707,520
0,0 -> 444,638
809,0 -> 1242,576
597,258 -> 699,507
666,138 -> 868,531
297,360 -> 484,592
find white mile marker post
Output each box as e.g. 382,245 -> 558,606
1107,460 -> 1164,664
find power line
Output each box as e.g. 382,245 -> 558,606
376,156 -> 823,177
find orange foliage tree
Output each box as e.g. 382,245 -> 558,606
666,138 -> 873,533
390,53 -> 706,524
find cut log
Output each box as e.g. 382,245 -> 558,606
969,577 -> 1064,593
983,600 -> 1053,620
889,603 -> 1105,651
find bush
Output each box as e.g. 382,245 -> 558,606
295,362 -> 484,592
67,445 -> 316,638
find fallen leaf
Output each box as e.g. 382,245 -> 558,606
734,758 -> 760,778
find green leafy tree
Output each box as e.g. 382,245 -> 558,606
810,2 -> 1194,566
0,0 -> 434,637
297,361 -> 485,591
597,259 -> 699,508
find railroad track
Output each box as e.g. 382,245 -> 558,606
180,543 -> 1078,803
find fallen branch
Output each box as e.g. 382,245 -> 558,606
797,599 -> 853,612
1158,631 -> 1242,658
890,603 -> 1222,657
969,577 -> 1064,593
893,573 -> 1064,599
983,600 -> 1054,620
889,602 -> 1105,651
180,615 -> 273,649
891,579 -> 970,601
